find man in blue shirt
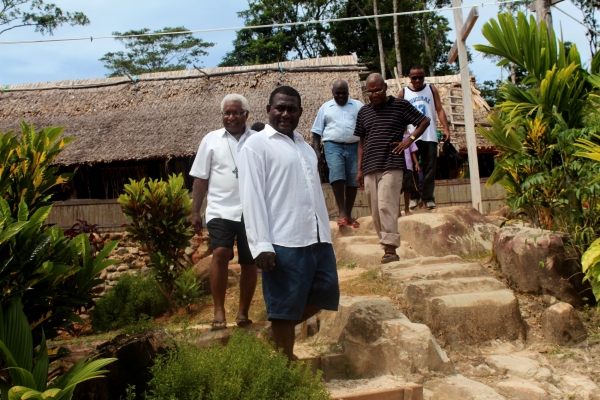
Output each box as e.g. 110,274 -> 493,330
311,80 -> 364,228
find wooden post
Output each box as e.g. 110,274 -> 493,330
393,0 -> 403,77
536,0 -> 553,28
373,0 -> 387,79
451,0 -> 482,212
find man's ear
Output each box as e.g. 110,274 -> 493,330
266,104 -> 271,114
299,107 -> 304,118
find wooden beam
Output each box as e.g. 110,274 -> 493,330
529,0 -> 563,12
451,0 -> 483,212
448,7 -> 479,64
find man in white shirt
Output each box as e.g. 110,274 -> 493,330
311,80 -> 364,228
239,86 -> 339,361
190,94 -> 257,331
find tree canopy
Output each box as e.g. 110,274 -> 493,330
100,27 -> 214,77
0,0 -> 89,36
219,0 -> 456,77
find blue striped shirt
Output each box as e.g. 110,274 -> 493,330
311,98 -> 364,143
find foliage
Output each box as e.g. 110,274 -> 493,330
0,124 -> 118,341
90,274 -> 169,333
0,297 -> 116,400
0,0 -> 89,36
118,174 -> 193,303
174,268 -> 202,310
220,0 -> 455,77
146,329 -> 331,400
582,238 -> 600,301
479,79 -> 502,107
100,27 -> 214,77
475,12 -> 600,281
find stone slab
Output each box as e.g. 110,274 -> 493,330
485,355 -> 540,379
426,374 -> 506,399
495,379 -> 548,400
383,262 -> 487,282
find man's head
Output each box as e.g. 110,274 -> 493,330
409,65 -> 426,91
332,80 -> 349,106
365,73 -> 388,107
267,86 -> 303,136
221,94 -> 249,135
250,121 -> 266,132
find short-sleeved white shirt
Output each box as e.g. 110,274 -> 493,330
189,127 -> 254,223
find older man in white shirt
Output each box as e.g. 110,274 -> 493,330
239,86 -> 339,361
311,80 -> 363,228
190,94 -> 257,331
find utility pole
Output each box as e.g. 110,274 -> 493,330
536,0 -> 553,28
373,0 -> 387,79
450,0 -> 482,212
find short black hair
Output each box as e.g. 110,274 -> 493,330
269,86 -> 301,107
409,65 -> 426,73
250,122 -> 266,131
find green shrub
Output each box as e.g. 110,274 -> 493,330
146,329 -> 331,400
91,274 -> 169,333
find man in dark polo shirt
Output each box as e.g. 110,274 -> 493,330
355,73 -> 430,263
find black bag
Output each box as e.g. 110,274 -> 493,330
443,141 -> 461,161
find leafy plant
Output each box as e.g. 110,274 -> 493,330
118,174 -> 193,308
91,274 -> 169,333
582,238 -> 600,301
146,329 -> 330,400
174,268 -> 202,312
0,297 -> 116,400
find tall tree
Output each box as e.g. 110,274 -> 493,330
393,0 -> 403,77
373,0 -> 387,79
0,0 -> 89,36
100,27 -> 214,77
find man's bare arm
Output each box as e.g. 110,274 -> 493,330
431,84 -> 451,142
192,178 -> 208,235
356,137 -> 365,189
391,118 -> 430,154
311,133 -> 323,165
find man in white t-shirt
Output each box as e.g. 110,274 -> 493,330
190,94 -> 257,331
399,65 -> 451,210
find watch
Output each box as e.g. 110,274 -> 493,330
409,135 -> 416,141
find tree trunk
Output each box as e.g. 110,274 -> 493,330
421,0 -> 435,76
373,0 -> 387,79
393,0 -> 403,77
510,62 -> 516,84
536,0 -> 553,29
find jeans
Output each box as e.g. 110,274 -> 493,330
411,140 -> 438,203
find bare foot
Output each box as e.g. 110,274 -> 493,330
404,210 -> 413,216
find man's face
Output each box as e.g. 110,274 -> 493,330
365,80 -> 387,107
409,69 -> 426,90
267,93 -> 303,135
222,100 -> 248,134
332,85 -> 349,106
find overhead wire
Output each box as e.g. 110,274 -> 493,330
0,0 -> 522,45
553,5 -> 600,37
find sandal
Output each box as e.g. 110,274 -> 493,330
347,218 -> 360,228
210,319 -> 227,331
381,252 -> 400,264
235,317 -> 253,327
337,216 -> 349,227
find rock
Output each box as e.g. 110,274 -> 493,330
193,256 -> 212,293
426,375 -> 506,399
396,206 -> 498,258
542,294 -> 558,305
320,354 -> 348,381
318,296 -> 454,377
106,264 -> 118,273
485,215 -> 507,228
91,285 -> 105,295
495,379 -> 548,400
485,355 -> 540,379
131,260 -> 145,269
116,264 -> 130,272
560,375 -> 600,400
141,266 -> 151,276
470,364 -> 496,377
541,302 -> 587,345
107,272 -> 121,281
128,247 -> 139,255
117,247 -> 127,256
493,226 -> 590,306
99,270 -> 108,279
184,246 -> 195,256
109,233 -> 122,241
73,328 -> 175,400
534,367 -> 552,382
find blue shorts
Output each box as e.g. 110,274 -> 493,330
262,243 -> 340,321
324,141 -> 359,187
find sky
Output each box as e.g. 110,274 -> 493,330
0,0 -> 593,86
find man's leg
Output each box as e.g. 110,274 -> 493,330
404,191 -> 412,216
237,264 -> 257,322
419,141 -> 438,204
331,180 -> 348,219
345,186 -> 358,218
377,169 -> 403,257
364,171 -> 382,241
271,303 -> 321,361
209,247 -> 232,324
344,142 -> 360,220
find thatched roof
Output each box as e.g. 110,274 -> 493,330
384,75 -> 493,152
0,56 -> 365,166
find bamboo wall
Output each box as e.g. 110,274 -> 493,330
47,179 -> 507,230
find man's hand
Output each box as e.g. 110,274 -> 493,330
391,137 -> 413,155
191,213 -> 203,236
442,129 -> 451,142
356,169 -> 364,189
255,252 -> 276,271
414,163 -> 420,174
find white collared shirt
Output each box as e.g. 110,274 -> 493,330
311,98 -> 363,143
238,124 -> 332,258
190,126 -> 254,223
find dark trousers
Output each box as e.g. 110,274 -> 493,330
410,140 -> 438,203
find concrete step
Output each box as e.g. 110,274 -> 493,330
336,235 -> 381,246
382,262 -> 487,282
423,289 -> 524,344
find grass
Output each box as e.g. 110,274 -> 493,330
337,261 -> 357,270
339,268 -> 403,299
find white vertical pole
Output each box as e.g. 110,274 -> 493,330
452,0 -> 482,212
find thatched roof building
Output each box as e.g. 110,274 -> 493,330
0,56 -> 366,166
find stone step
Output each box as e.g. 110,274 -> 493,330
421,289 -> 524,344
336,235 -> 381,246
405,277 -> 507,316
382,262 -> 487,282
336,243 -> 418,268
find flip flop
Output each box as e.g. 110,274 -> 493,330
235,317 -> 253,327
210,319 -> 227,331
337,216 -> 349,227
347,218 -> 360,228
